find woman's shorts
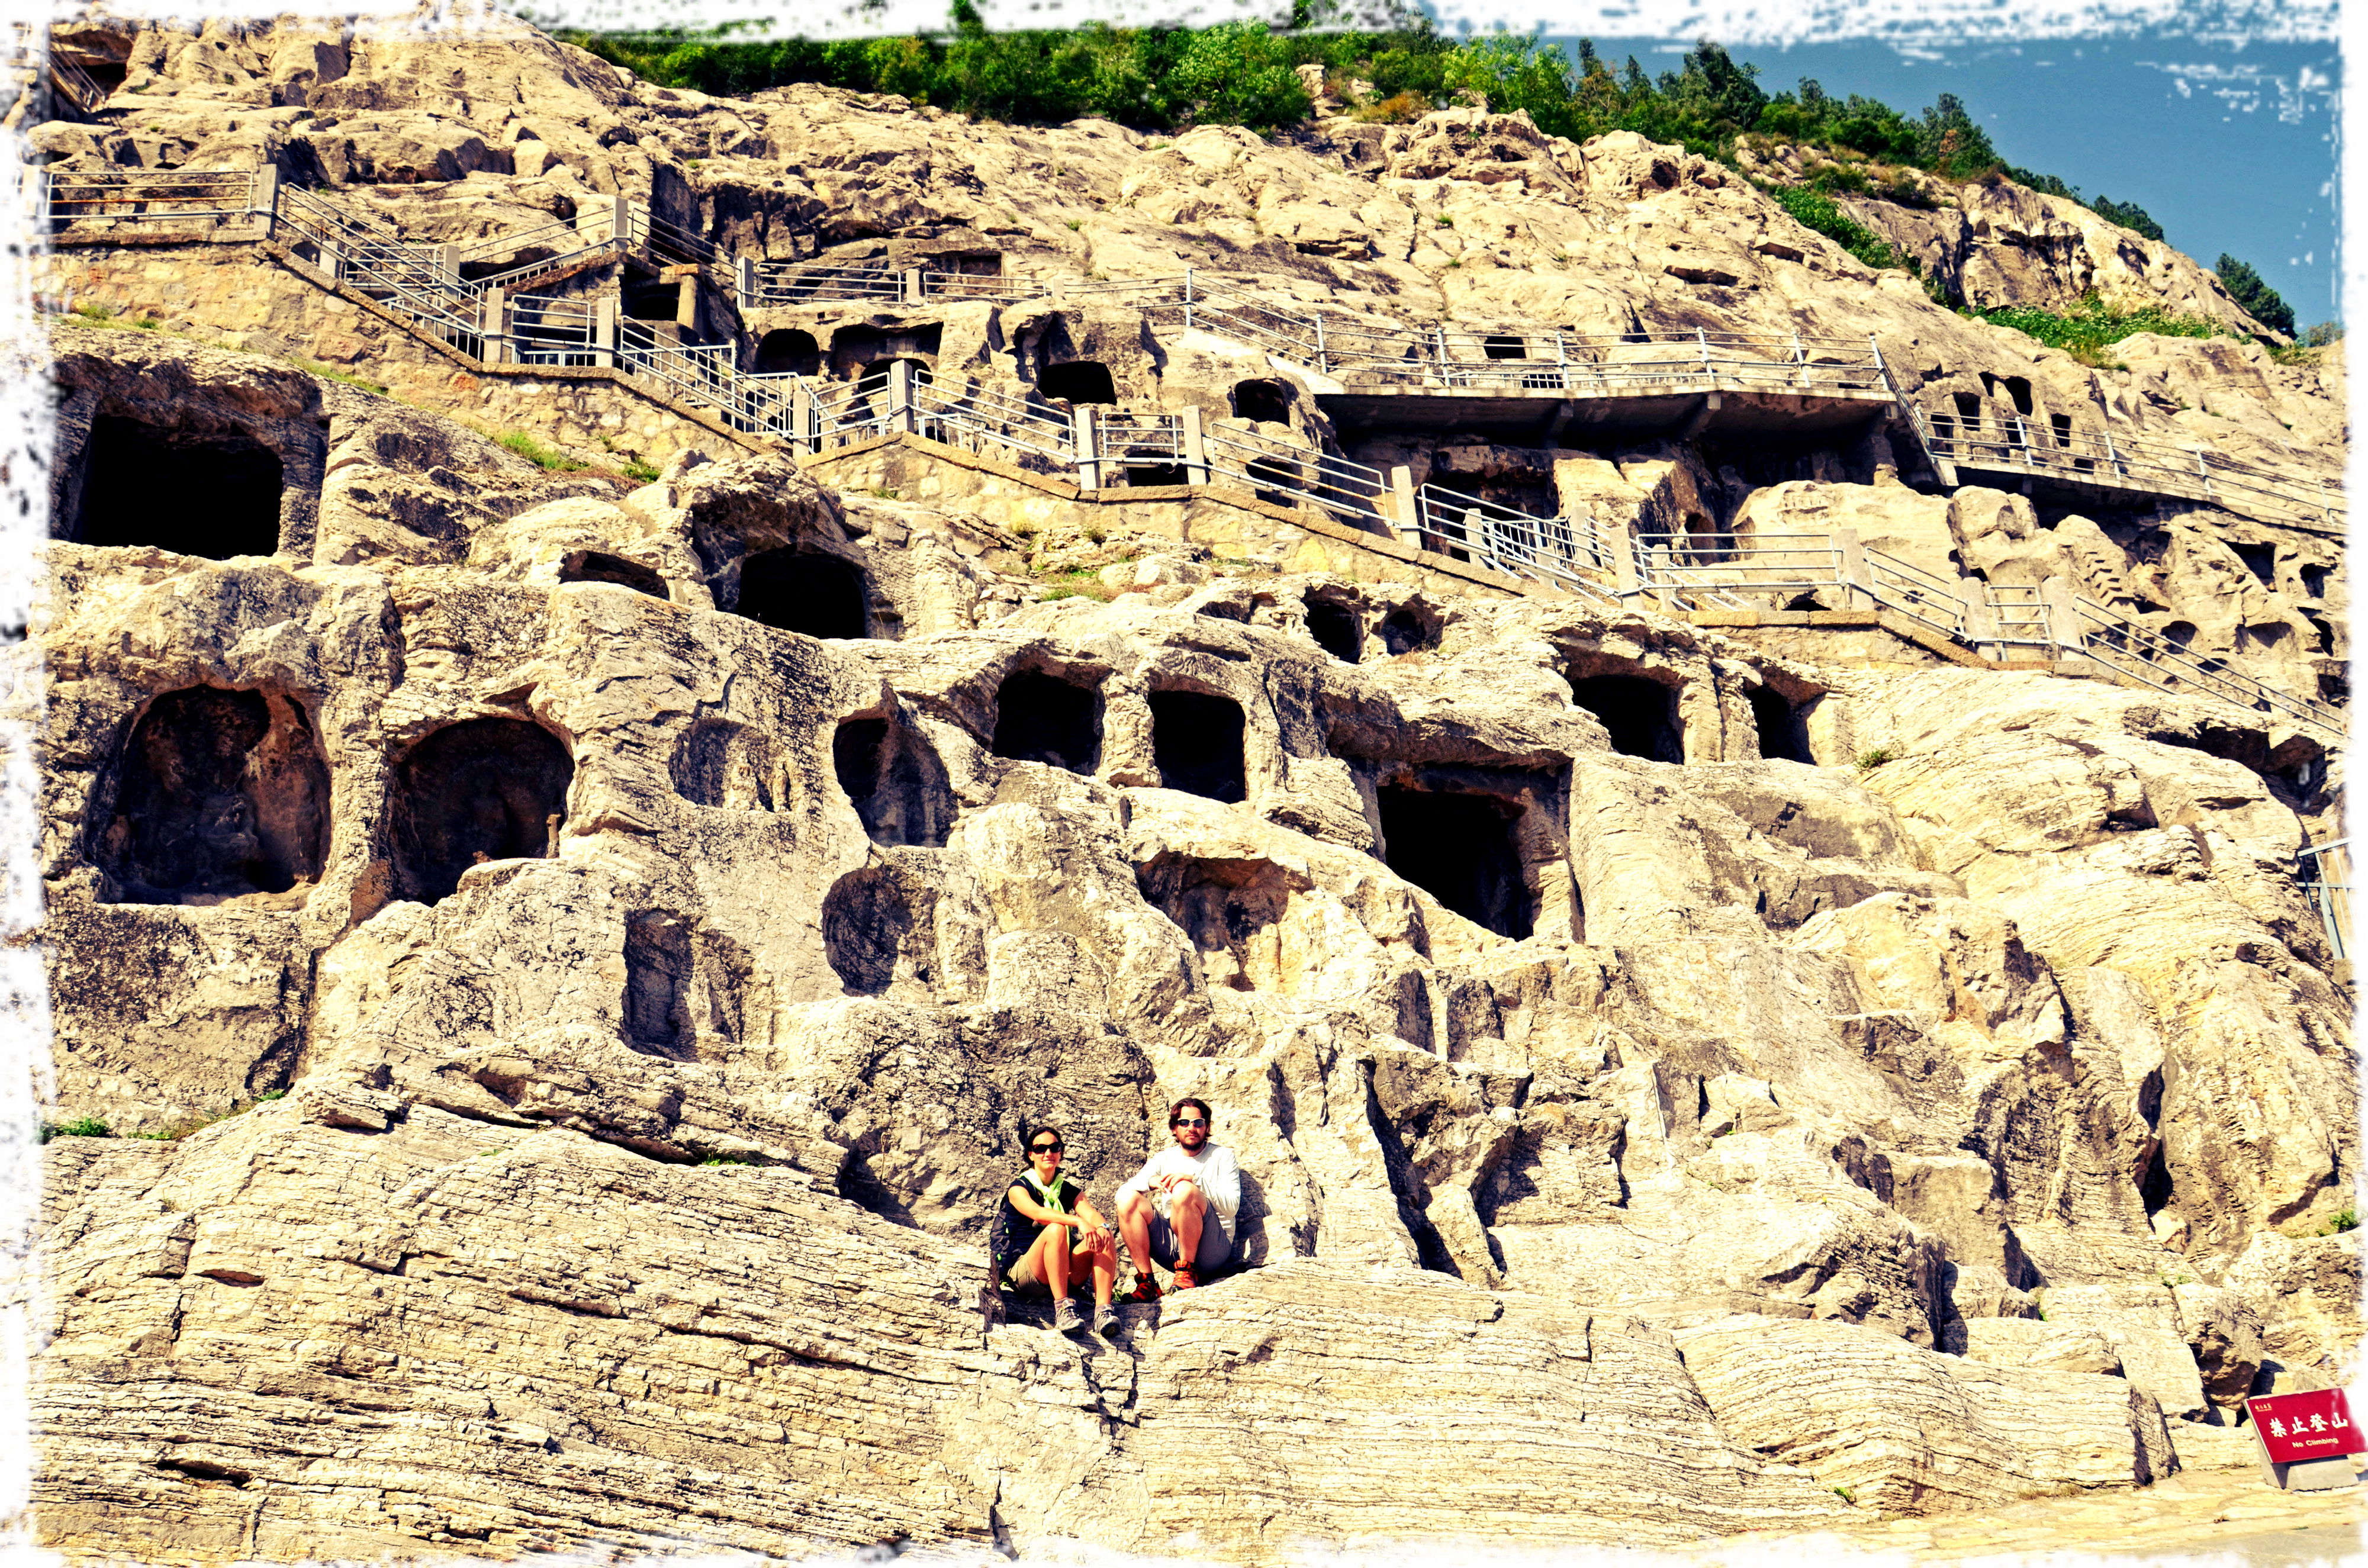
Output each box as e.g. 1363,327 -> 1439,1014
1003,1230 -> 1096,1293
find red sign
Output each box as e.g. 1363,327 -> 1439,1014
2246,1389 -> 2366,1465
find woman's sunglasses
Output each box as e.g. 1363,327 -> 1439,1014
1030,1142 -> 1064,1155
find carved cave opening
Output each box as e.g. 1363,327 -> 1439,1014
562,551 -> 668,598
390,718 -> 574,904
1039,360 -> 1117,404
1305,595 -> 1362,663
1570,674 -> 1684,762
1150,691 -> 1247,804
754,329 -> 822,377
822,865 -> 919,996
1377,786 -> 1532,939
1751,686 -> 1809,763
1378,604 -> 1441,655
69,416 -> 283,558
96,686 -> 329,905
623,910 -> 694,1057
990,670 -> 1101,774
735,549 -> 869,639
1233,379 -> 1291,424
834,714 -> 953,847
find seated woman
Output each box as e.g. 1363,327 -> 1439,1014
997,1125 -> 1120,1335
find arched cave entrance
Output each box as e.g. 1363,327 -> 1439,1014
1150,691 -> 1247,804
834,714 -> 953,847
1569,674 -> 1684,762
1039,360 -> 1117,404
822,865 -> 916,996
67,416 -> 283,558
754,329 -> 822,377
390,718 -> 574,904
1233,380 -> 1291,425
1751,687 -> 1807,763
1377,786 -> 1531,939
95,686 -> 329,904
562,551 -> 668,599
990,670 -> 1101,774
735,549 -> 868,639
1305,596 -> 1362,663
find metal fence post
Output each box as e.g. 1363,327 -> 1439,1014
1958,579 -> 2004,660
439,242 -> 462,287
1315,313 -> 1328,375
903,268 -> 925,305
792,381 -> 816,455
1697,326 -> 1712,379
1072,407 -> 1101,490
612,195 -> 633,252
1183,268 -> 1195,330
736,256 -> 757,313
1179,406 -> 1209,485
2038,577 -> 2083,661
2196,449 -> 2216,504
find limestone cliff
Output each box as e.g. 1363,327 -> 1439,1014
18,12 -> 2356,1563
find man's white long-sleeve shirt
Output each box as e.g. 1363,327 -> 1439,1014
1116,1144 -> 1241,1235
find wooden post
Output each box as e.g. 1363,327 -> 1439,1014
1073,407 -> 1100,490
593,297 -> 617,369
1958,579 -> 2003,659
1832,526 -> 1871,610
1389,465 -> 1420,550
250,165 -> 279,233
1179,406 -> 1209,485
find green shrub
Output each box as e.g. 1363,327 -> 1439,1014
2326,1208 -> 2358,1235
40,1116 -> 111,1142
1854,746 -> 1896,772
1762,182 -> 1917,274
2091,196 -> 2164,242
294,357 -> 391,395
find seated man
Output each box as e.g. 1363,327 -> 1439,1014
1115,1097 -> 1240,1298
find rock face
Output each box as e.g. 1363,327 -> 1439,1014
20,13 -> 2356,1564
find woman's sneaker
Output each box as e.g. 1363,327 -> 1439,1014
1052,1299 -> 1084,1334
1092,1303 -> 1119,1335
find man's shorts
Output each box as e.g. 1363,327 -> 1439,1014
1147,1208 -> 1231,1277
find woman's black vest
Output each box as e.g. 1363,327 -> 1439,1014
995,1169 -> 1077,1274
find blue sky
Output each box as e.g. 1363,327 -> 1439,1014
1546,31 -> 2342,327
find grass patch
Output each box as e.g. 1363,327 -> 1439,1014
293,357 -> 391,395
2325,1208 -> 2358,1235
697,1150 -> 763,1166
497,430 -> 589,472
1967,295 -> 2234,362
130,1089 -> 288,1142
39,1115 -> 111,1143
1854,746 -> 1896,772
1760,181 -> 1920,276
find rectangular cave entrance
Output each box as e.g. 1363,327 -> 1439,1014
66,415 -> 283,558
1150,691 -> 1246,804
1568,673 -> 1684,762
991,670 -> 1102,775
732,549 -> 870,639
1751,685 -> 1809,763
1376,785 -> 1532,939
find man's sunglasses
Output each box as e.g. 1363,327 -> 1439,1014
1030,1142 -> 1064,1154
1171,1118 -> 1208,1129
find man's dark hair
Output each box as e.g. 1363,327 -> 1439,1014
1168,1097 -> 1213,1126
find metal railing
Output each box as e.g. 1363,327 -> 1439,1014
43,168 -> 255,227
2071,597 -> 2341,738
2298,838 -> 2351,961
1864,546 -> 1967,640
1984,584 -> 2054,650
47,53 -> 112,120
1630,533 -> 1847,611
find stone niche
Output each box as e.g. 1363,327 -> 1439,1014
60,414 -> 285,558
833,707 -> 953,847
388,718 -> 575,904
732,547 -> 871,639
92,686 -> 330,906
990,668 -> 1103,775
1148,689 -> 1247,804
1568,671 -> 1685,762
